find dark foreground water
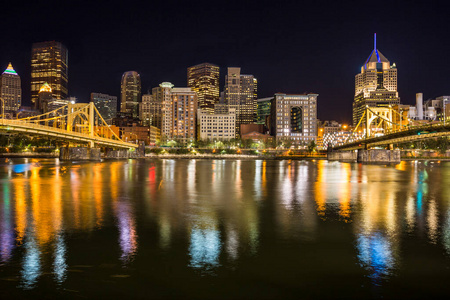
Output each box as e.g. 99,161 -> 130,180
1,158 -> 450,299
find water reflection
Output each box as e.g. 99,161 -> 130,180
357,232 -> 395,283
1,159 -> 450,295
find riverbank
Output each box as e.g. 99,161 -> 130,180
144,153 -> 327,160
0,152 -> 58,158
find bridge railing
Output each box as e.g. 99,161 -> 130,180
1,119 -> 137,148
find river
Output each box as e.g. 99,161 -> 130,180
1,158 -> 450,299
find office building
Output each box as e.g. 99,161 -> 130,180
270,93 -> 318,145
120,71 -> 141,117
198,107 -> 236,141
256,97 -> 272,125
153,82 -> 174,137
91,93 -> 117,123
0,63 -> 21,112
37,82 -> 53,112
171,87 -> 197,142
223,67 -> 257,136
353,34 -> 400,126
140,93 -> 163,128
31,41 -> 68,106
187,63 -> 219,113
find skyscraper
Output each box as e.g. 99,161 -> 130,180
120,71 -> 141,118
154,82 -> 174,137
223,67 -> 257,136
187,63 -> 219,113
171,87 -> 197,142
31,41 -> 68,106
90,93 -> 118,123
353,34 -> 399,126
37,82 -> 53,112
0,63 -> 21,112
270,93 -> 318,145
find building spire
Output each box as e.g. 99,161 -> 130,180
3,62 -> 18,75
374,33 -> 377,50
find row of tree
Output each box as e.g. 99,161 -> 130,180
156,137 -> 318,150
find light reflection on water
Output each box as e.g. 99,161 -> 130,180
1,159 -> 450,297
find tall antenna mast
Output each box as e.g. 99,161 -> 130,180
374,33 -> 377,50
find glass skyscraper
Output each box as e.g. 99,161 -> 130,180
187,63 -> 219,113
31,41 -> 68,107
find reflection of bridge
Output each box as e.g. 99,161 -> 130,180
334,106 -> 450,151
0,102 -> 137,149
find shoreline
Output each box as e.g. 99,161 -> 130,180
2,152 -> 450,161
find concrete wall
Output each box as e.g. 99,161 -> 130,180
59,147 -> 101,161
104,148 -> 144,159
328,151 -> 358,161
357,149 -> 400,163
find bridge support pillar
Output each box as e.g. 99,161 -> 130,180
59,147 -> 101,161
357,149 -> 400,164
104,143 -> 144,159
327,150 -> 357,162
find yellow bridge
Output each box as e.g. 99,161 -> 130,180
334,106 -> 450,150
0,102 -> 137,149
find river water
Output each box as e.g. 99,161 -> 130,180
1,158 -> 450,299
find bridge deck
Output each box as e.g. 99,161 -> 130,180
0,119 -> 137,149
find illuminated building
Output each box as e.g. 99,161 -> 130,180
187,63 -> 219,113
323,130 -> 364,148
0,63 -> 21,112
31,41 -> 68,106
224,67 -> 257,136
37,82 -> 53,112
270,93 -> 318,145
171,87 -> 197,142
198,107 -> 236,141
151,83 -> 197,142
90,93 -> 117,124
120,71 -> 141,118
153,82 -> 174,137
140,93 -> 162,128
353,34 -> 399,126
256,97 -> 272,125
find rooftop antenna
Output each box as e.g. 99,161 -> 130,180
374,33 -> 377,50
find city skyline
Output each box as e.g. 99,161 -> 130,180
1,1 -> 449,123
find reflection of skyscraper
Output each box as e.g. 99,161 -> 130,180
187,63 -> 219,113
31,41 -> 68,105
120,71 -> 141,118
353,34 -> 399,126
0,63 -> 21,112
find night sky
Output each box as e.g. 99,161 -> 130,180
1,0 -> 449,123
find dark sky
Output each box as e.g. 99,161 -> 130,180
1,0 -> 449,123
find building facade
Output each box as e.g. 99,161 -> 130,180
31,41 -> 68,106
37,82 -> 53,112
223,67 -> 257,136
198,108 -> 236,141
256,97 -> 272,125
120,71 -> 141,118
0,63 -> 21,112
187,63 -> 219,113
353,35 -> 400,126
91,93 -> 117,123
154,82 -> 174,138
270,93 -> 318,145
171,87 -> 197,142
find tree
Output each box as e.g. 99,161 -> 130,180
437,137 -> 449,154
307,140 -> 317,154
